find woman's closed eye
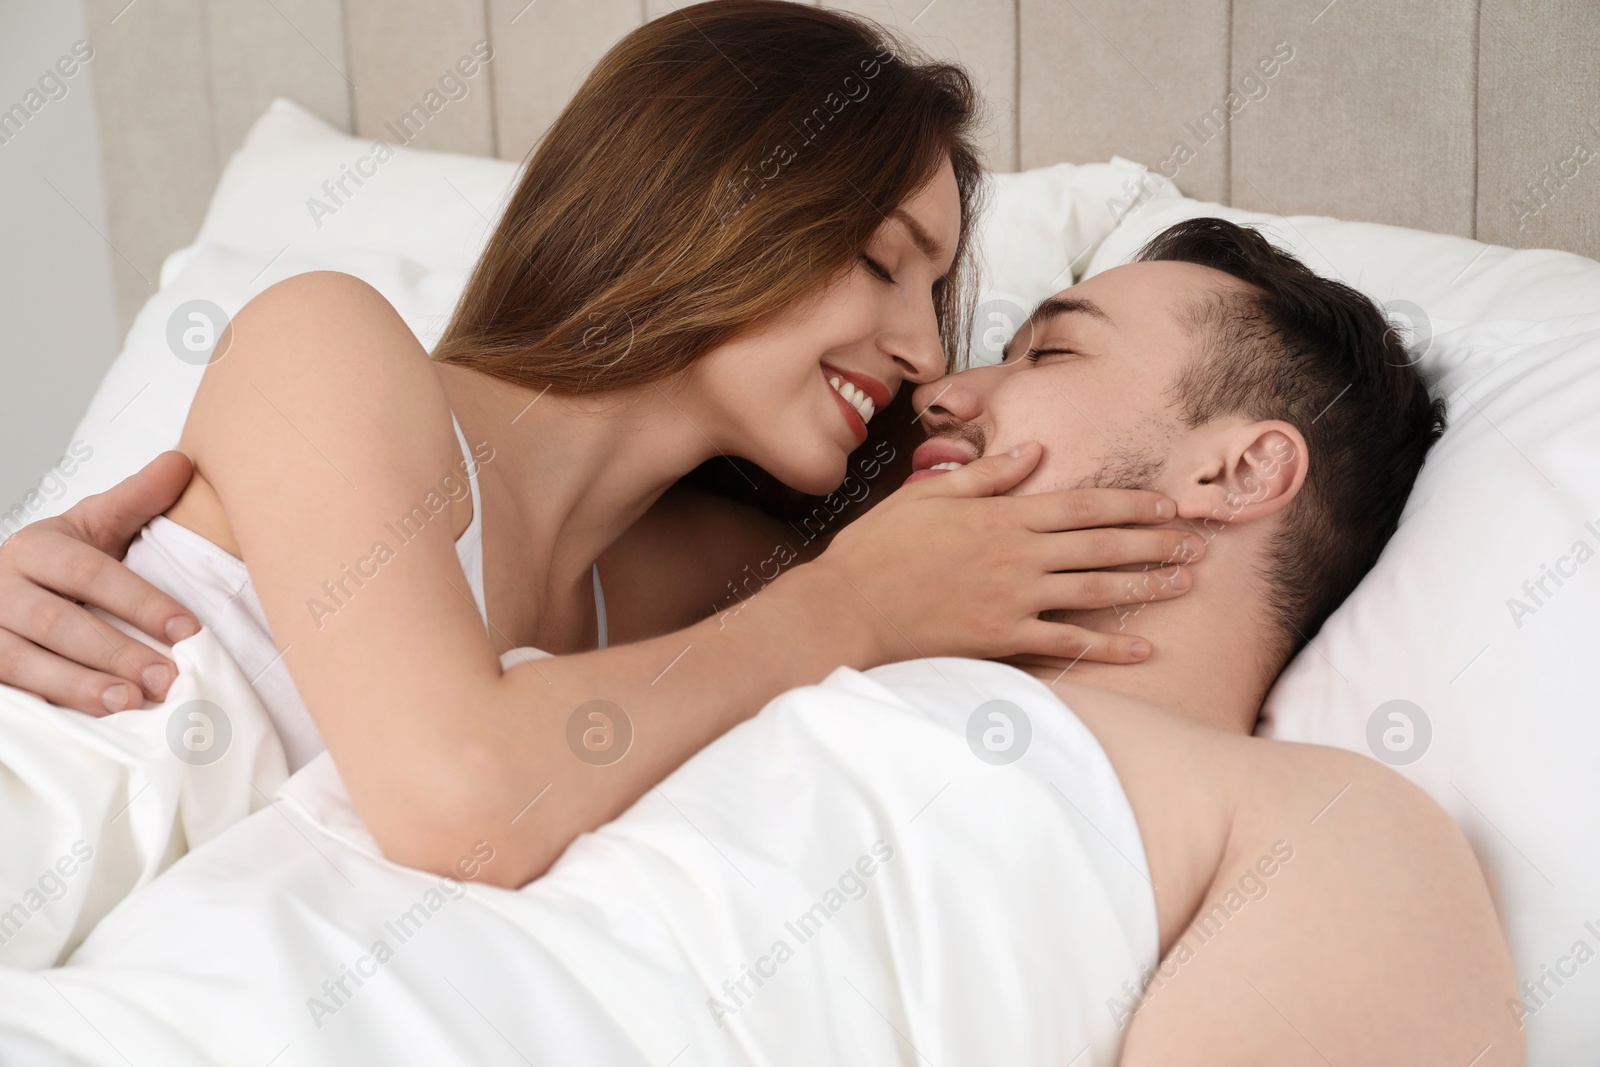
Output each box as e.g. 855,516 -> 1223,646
860,254 -> 895,284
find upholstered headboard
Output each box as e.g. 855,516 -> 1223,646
84,0 -> 1600,329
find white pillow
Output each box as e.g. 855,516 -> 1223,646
967,158 -> 1181,361
25,245 -> 468,524
1257,315 -> 1600,1064
194,99 -> 520,275
1083,192 -> 1600,332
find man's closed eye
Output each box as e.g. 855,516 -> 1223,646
1022,347 -> 1076,364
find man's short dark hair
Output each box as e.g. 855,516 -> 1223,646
1137,217 -> 1447,657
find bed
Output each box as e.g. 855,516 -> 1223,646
11,1 -> 1600,1063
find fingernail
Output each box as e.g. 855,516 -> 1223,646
1182,537 -> 1203,560
165,616 -> 199,643
1007,441 -> 1038,458
141,664 -> 173,694
1155,499 -> 1176,519
1130,641 -> 1152,659
102,684 -> 136,713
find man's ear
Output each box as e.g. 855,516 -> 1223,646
1170,419 -> 1308,527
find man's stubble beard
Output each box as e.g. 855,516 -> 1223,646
1040,442 -> 1170,626
917,417 -> 1172,626
1068,447 -> 1167,493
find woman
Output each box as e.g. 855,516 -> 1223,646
0,2 -> 1195,887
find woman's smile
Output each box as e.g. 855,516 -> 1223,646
820,362 -> 890,444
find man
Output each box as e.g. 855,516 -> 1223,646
885,218 -> 1519,1060
0,220 -> 1521,1062
921,215 -> 1446,734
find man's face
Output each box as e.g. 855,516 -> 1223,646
906,260 -> 1240,495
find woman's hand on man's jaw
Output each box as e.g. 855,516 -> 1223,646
798,441 -> 1199,668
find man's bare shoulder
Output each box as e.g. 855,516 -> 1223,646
1043,679 -> 1261,952
1045,680 -> 1522,1065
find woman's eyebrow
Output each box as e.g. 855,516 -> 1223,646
889,209 -> 946,265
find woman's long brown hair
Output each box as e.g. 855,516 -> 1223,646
432,0 -> 987,394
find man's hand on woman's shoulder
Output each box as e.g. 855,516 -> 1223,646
0,451 -> 199,714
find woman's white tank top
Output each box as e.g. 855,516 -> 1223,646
123,415 -> 607,771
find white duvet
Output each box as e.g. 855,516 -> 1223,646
0,640 -> 1155,1066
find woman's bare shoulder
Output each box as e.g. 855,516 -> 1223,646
225,270 -> 422,364
185,270 -> 443,436
171,271 -> 464,549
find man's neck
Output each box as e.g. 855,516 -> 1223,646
1011,525 -> 1285,736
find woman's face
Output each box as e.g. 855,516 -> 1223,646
684,158 -> 962,495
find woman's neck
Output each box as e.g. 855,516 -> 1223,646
436,362 -> 717,590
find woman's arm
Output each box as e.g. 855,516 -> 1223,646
189,271 -> 1197,888
0,446 -> 1193,717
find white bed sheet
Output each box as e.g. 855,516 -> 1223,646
0,654 -> 1155,1066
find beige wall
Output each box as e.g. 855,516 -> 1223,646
83,0 -> 1600,343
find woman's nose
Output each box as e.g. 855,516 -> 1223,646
882,300 -> 948,386
910,370 -> 984,426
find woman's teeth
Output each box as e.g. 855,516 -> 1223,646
928,461 -> 964,471
828,375 -> 875,424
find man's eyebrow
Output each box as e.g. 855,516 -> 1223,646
1031,295 -> 1113,328
1002,296 -> 1114,358
889,208 -> 946,265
